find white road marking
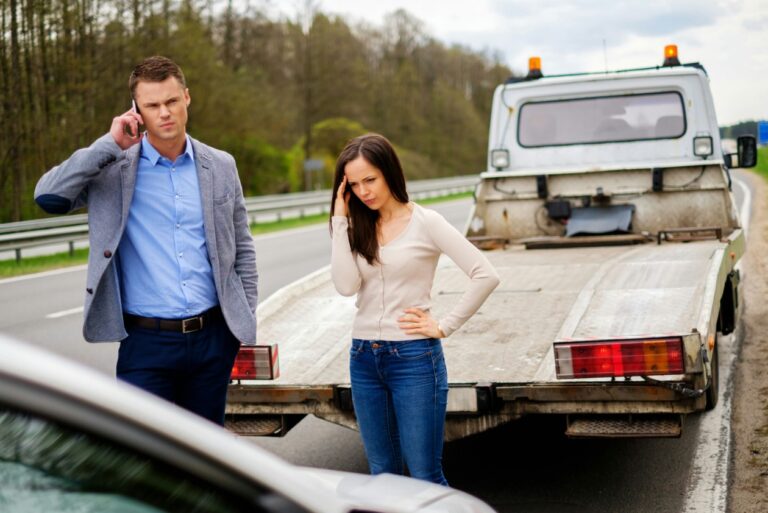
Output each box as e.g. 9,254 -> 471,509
734,176 -> 751,237
0,264 -> 88,285
682,331 -> 737,513
682,174 -> 751,513
46,306 -> 84,319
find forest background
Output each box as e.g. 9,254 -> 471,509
0,0 -> 515,223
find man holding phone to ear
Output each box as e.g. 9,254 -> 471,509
34,56 -> 257,425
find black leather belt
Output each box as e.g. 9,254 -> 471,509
124,306 -> 221,334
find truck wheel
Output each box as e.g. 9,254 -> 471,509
705,340 -> 719,410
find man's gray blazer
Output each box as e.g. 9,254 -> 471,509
35,134 -> 258,344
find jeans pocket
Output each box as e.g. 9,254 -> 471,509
350,339 -> 364,359
393,339 -> 435,361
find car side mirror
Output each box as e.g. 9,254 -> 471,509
736,135 -> 757,168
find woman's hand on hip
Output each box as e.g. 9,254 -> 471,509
398,308 -> 445,339
334,175 -> 351,217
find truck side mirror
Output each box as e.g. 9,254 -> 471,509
736,135 -> 757,168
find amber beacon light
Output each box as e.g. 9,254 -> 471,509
663,44 -> 680,67
527,56 -> 543,79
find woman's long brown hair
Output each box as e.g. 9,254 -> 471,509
330,133 -> 409,265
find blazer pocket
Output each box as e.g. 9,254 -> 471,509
229,273 -> 252,310
213,191 -> 234,206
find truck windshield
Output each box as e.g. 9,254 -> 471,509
517,91 -> 685,147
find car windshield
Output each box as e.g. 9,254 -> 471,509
0,408 -> 252,513
517,91 -> 686,147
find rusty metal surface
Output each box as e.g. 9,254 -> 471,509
510,401 -> 699,416
521,233 -> 648,249
468,236 -> 509,250
227,385 -> 335,404
444,414 -> 520,442
657,226 -> 724,243
468,165 -> 739,241
496,383 -> 680,402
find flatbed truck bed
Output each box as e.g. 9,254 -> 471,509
227,226 -> 742,439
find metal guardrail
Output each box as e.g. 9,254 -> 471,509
0,175 -> 478,262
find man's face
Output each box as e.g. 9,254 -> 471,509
133,77 -> 190,144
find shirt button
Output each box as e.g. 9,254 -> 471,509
103,250 -> 112,258
175,194 -> 180,199
179,252 -> 183,258
176,223 -> 180,229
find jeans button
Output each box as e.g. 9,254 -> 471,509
372,343 -> 380,349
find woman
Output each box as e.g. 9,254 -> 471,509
330,133 -> 499,485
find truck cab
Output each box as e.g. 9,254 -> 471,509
469,46 -> 755,244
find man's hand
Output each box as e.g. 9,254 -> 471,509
398,308 -> 446,339
334,175 -> 350,217
110,109 -> 144,150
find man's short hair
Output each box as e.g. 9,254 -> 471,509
129,56 -> 186,98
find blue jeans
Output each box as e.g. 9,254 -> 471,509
350,338 -> 449,485
117,314 -> 240,425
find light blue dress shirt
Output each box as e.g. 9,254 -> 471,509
118,136 -> 218,318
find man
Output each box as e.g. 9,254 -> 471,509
35,56 -> 257,425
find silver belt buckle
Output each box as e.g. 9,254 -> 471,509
182,316 -> 203,334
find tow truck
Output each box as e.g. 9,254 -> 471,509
226,45 -> 758,439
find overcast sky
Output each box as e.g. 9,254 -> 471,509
272,0 -> 766,126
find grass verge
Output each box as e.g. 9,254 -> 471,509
0,191 -> 473,278
250,191 -> 472,235
755,146 -> 768,180
0,248 -> 90,279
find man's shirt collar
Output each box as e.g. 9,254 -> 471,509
140,134 -> 194,166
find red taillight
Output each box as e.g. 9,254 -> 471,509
554,337 -> 684,379
231,344 -> 279,380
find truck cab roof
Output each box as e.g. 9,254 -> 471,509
487,64 -> 722,175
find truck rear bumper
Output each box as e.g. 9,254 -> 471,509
226,379 -> 705,439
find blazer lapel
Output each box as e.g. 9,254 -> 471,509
119,144 -> 140,232
192,138 -> 218,258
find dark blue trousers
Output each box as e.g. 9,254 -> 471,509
116,314 -> 240,425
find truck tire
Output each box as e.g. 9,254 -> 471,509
705,340 -> 719,410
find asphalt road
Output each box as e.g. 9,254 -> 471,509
0,200 -> 471,371
0,181 -> 753,513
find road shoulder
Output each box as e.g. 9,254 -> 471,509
729,170 -> 768,513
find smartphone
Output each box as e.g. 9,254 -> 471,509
125,100 -> 140,137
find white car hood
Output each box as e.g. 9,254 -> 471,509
299,467 -> 496,513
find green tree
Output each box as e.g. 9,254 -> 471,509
219,134 -> 291,195
0,1 -> 512,222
